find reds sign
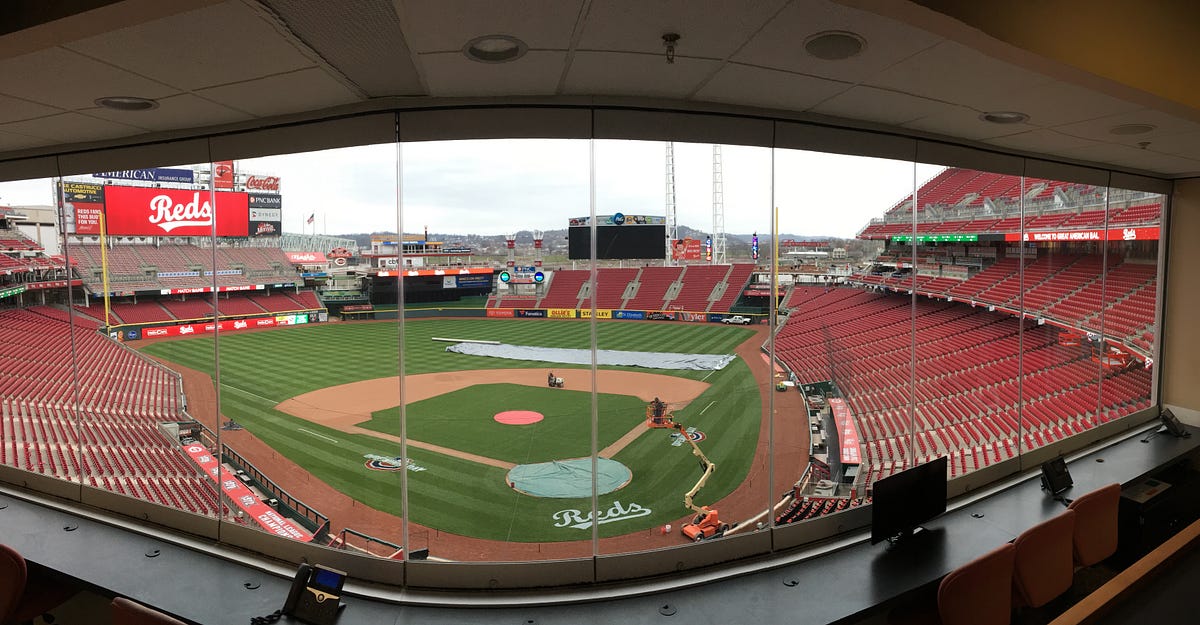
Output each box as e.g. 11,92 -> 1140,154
102,186 -> 248,237
245,176 -> 280,191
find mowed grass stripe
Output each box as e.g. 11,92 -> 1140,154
142,319 -> 761,541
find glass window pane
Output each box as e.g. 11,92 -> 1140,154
775,152 -> 917,523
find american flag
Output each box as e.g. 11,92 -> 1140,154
306,213 -> 314,224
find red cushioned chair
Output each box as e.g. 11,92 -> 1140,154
0,543 -> 77,625
937,542 -> 1016,625
112,596 -> 188,625
1012,509 -> 1076,608
1067,483 -> 1121,566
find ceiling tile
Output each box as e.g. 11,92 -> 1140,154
0,129 -> 50,152
421,51 -> 565,97
85,93 -> 253,132
564,51 -> 720,98
0,47 -> 179,111
735,0 -> 941,83
865,40 -> 1055,112
695,63 -> 850,112
983,129 -> 1101,154
1,112 -> 147,143
64,1 -> 316,91
1055,141 -> 1200,176
902,105 -> 1037,141
810,86 -> 961,126
979,81 -> 1143,129
0,94 -> 64,124
1141,130 -> 1200,159
1051,108 -> 1200,146
196,68 -> 359,117
399,0 -> 584,53
577,0 -> 787,59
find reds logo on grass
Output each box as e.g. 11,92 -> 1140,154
363,453 -> 426,472
669,427 -> 706,447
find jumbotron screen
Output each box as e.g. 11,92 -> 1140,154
568,214 -> 666,260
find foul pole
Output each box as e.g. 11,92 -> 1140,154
98,212 -> 112,327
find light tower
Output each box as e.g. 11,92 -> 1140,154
505,233 -> 516,269
712,144 -> 726,264
665,142 -> 677,264
532,230 -> 544,267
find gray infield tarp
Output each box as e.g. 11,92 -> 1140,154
445,342 -> 735,370
446,340 -> 734,369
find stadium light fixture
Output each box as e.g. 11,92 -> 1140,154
463,35 -> 528,64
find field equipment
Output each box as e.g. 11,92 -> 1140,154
547,372 -> 564,388
672,421 -> 728,541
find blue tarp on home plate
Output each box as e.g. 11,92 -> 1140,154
445,343 -> 734,370
506,458 -> 632,498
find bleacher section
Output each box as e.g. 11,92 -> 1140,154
522,264 -> 757,313
777,288 -> 1151,491
669,265 -> 728,312
0,307 -> 221,514
537,270 -> 588,309
858,168 -> 1161,240
70,243 -> 297,292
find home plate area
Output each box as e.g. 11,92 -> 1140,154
506,458 -> 632,498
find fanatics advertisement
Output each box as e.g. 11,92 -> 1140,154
100,186 -> 249,237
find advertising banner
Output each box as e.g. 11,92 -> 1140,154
516,309 -> 547,318
613,310 -> 645,320
670,238 -> 702,261
547,308 -> 576,319
60,181 -> 105,235
25,279 -> 82,290
486,309 -> 516,318
249,206 -> 282,220
213,161 -> 234,189
829,398 -> 861,465
1003,226 -> 1160,242
181,444 -> 312,541
579,309 -> 612,319
455,274 -> 491,288
244,176 -> 280,192
159,284 -> 263,296
102,186 -> 248,236
442,276 -> 456,289
92,168 -> 194,184
285,251 -> 327,264
248,196 -> 282,237
139,316 -> 277,338
124,328 -> 142,341
0,285 -> 25,299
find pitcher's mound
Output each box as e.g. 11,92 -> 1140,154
494,410 -> 544,425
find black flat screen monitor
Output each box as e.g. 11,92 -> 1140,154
870,456 -> 948,545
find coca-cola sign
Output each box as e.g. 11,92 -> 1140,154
103,186 -> 248,237
245,176 -> 280,191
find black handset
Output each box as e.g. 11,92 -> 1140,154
283,563 -> 312,615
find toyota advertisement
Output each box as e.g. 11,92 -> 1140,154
85,186 -> 249,237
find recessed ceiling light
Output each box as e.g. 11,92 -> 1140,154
804,31 -> 866,61
979,111 -> 1029,124
94,96 -> 159,111
463,35 -> 528,64
1109,123 -> 1156,135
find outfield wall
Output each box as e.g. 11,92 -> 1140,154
347,307 -> 767,324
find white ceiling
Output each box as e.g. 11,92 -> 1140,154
0,0 -> 1197,177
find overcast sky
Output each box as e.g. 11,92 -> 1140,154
0,140 -> 942,239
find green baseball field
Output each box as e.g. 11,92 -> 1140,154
142,318 -> 763,542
